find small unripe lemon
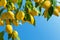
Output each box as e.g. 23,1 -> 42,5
43,0 -> 51,9
6,25 -> 13,34
16,11 -> 25,20
12,31 -> 18,38
53,8 -> 60,16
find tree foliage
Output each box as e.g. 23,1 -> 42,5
0,0 -> 60,40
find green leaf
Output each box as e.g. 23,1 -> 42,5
24,13 -> 31,21
12,37 -> 14,40
47,6 -> 54,21
0,31 -> 4,40
50,0 -> 56,7
8,34 -> 12,39
35,3 -> 39,7
17,0 -> 22,8
0,31 -> 4,38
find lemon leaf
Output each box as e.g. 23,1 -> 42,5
8,34 -> 12,39
47,6 -> 54,21
17,0 -> 22,8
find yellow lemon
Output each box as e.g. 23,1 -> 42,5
12,0 -> 18,3
56,6 -> 60,12
12,31 -> 18,38
27,14 -> 34,24
1,13 -> 7,20
6,25 -> 13,34
16,11 -> 25,20
6,19 -> 10,25
29,9 -> 38,16
7,11 -> 15,20
34,0 -> 40,3
53,8 -> 60,16
0,18 -> 4,26
0,0 -> 7,7
43,0 -> 51,9
13,20 -> 19,26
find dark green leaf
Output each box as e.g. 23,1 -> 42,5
0,31 -> 4,38
17,0 -> 22,8
8,34 -> 12,39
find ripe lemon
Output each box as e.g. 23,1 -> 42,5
6,19 -> 10,25
7,11 -> 15,20
16,11 -> 25,20
44,9 -> 48,18
13,20 -> 19,26
43,0 -> 51,9
29,9 -> 38,16
1,13 -> 7,20
12,0 -> 18,3
0,0 -> 7,7
12,31 -> 18,38
56,6 -> 60,12
6,25 -> 13,34
0,18 -> 4,26
34,0 -> 40,3
27,14 -> 34,24
53,8 -> 60,16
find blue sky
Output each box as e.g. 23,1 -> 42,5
0,0 -> 60,40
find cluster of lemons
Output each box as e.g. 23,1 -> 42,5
34,0 -> 60,18
0,0 -> 39,39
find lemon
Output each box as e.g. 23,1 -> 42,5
7,11 -> 15,20
1,13 -> 7,20
27,14 -> 34,24
44,9 -> 48,18
29,9 -> 38,16
0,18 -> 4,26
6,24 -> 13,34
13,20 -> 19,26
6,19 -> 10,25
12,31 -> 18,38
0,0 -> 7,7
53,8 -> 60,16
12,0 -> 18,3
34,0 -> 40,3
16,11 -> 25,20
56,6 -> 60,12
43,0 -> 51,9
